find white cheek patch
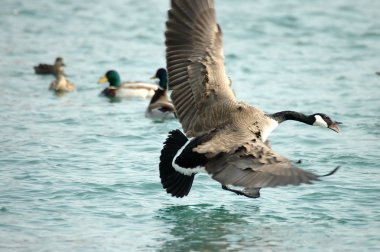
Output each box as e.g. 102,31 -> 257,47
313,115 -> 328,128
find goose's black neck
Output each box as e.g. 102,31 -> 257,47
270,111 -> 314,125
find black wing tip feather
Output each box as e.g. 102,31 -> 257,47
319,166 -> 340,177
159,129 -> 194,198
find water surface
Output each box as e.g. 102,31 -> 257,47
1,0 -> 380,251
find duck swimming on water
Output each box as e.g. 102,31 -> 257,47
145,68 -> 176,120
49,65 -> 75,93
34,57 -> 65,77
159,0 -> 341,198
98,70 -> 157,99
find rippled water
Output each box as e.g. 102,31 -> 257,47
1,0 -> 380,251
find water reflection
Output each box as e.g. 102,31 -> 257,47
53,90 -> 68,97
156,204 -> 253,251
104,96 -> 123,103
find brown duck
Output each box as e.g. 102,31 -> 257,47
34,57 -> 65,76
159,0 -> 342,198
49,65 -> 75,92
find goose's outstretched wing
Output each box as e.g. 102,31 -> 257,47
206,140 -> 339,194
166,0 -> 236,137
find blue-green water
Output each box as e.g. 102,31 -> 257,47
1,0 -> 380,251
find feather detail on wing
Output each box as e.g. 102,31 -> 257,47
206,140 -> 320,189
166,0 -> 236,137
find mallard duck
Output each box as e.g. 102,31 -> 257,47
97,70 -> 157,98
159,0 -> 342,198
49,65 -> 75,92
145,68 -> 176,120
34,57 -> 65,76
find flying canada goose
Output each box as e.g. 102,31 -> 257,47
145,68 -> 176,120
98,70 -> 157,98
34,57 -> 65,76
49,65 -> 75,92
159,0 -> 342,198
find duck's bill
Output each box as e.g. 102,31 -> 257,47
328,121 -> 342,133
98,76 -> 108,84
150,75 -> 157,80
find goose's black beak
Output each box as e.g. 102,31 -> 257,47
328,121 -> 342,133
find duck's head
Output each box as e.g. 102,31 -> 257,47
55,57 -> 65,67
311,113 -> 342,133
98,70 -> 121,88
151,68 -> 168,90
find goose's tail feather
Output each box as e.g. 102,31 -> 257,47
159,129 -> 194,197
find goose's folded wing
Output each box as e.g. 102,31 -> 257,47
166,0 -> 236,137
206,141 -> 321,189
